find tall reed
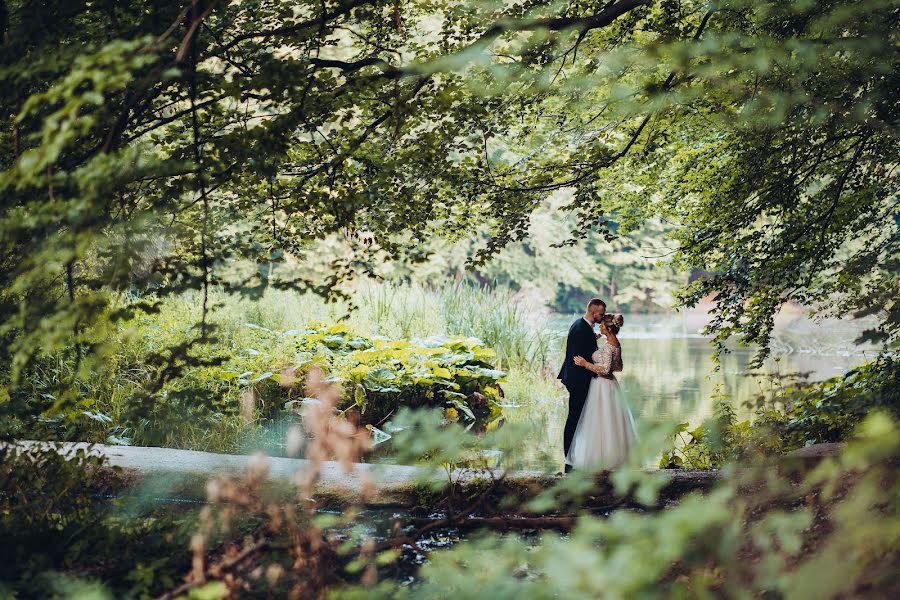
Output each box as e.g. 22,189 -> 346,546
35,282 -> 562,454
436,282 -> 559,370
230,282 -> 560,371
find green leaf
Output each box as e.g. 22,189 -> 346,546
185,582 -> 228,600
449,399 -> 476,422
248,372 -> 274,384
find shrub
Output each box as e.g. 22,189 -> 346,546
662,358 -> 900,468
762,357 -> 900,449
0,445 -> 191,598
3,288 -> 514,455
227,323 -> 506,433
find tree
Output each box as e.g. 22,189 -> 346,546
1,0 -> 897,418
0,0 -> 690,423
425,0 -> 899,361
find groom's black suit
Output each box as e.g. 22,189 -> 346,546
558,318 -> 598,463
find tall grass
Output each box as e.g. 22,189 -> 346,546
25,282 -> 565,459
219,282 -> 562,371
437,282 -> 561,370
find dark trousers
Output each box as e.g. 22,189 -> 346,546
563,382 -> 589,463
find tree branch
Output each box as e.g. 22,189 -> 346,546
175,0 -> 220,64
212,0 -> 375,55
156,537 -> 268,600
483,7 -> 716,194
466,0 -> 651,49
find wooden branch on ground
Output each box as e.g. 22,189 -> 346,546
411,514 -> 578,531
156,537 -> 268,600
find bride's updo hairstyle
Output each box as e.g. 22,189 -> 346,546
604,314 -> 624,334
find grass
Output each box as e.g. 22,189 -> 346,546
213,281 -> 560,370
495,365 -> 568,469
21,282 -> 566,462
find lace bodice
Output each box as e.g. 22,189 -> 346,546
591,343 -> 623,375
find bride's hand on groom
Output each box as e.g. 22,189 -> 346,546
573,355 -> 613,379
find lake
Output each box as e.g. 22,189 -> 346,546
497,311 -> 878,470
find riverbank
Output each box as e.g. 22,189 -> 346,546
8,440 -> 721,506
4,432 -> 893,600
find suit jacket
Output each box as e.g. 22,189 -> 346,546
557,318 -> 598,391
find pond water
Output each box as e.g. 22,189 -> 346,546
497,312 -> 878,470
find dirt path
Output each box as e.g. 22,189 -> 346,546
10,441 -> 721,503
13,440 -> 440,492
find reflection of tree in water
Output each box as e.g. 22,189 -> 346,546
620,337 -> 703,425
504,314 -> 870,469
629,337 -> 867,432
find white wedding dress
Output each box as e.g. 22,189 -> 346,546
565,343 -> 637,470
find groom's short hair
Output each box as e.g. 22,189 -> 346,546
588,298 -> 606,309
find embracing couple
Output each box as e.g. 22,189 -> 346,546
557,298 -> 637,473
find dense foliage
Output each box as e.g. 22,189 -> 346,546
298,196 -> 686,312
2,408 -> 897,598
437,0 -> 899,361
2,0 -> 897,424
0,445 -> 193,598
661,356 -> 900,469
409,416 -> 899,599
766,357 -> 900,446
242,322 -> 507,432
3,291 -> 508,452
1,0 -> 898,596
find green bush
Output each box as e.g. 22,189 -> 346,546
227,323 -> 506,432
662,358 -> 900,468
761,357 -> 900,449
2,287 -> 518,454
0,445 -> 191,598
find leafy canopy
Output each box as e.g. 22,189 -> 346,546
1,0 -> 897,413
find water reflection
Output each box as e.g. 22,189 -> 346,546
615,314 -> 872,424
502,313 -> 875,470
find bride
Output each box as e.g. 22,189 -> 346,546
566,314 -> 637,470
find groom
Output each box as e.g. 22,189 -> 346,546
558,298 -> 608,472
